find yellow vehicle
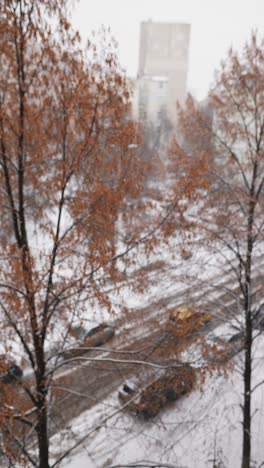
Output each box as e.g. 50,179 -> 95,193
168,306 -> 211,337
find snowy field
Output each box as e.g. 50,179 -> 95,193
49,332 -> 264,468
2,185 -> 264,468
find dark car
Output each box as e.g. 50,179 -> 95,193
0,359 -> 23,384
62,323 -> 115,360
83,323 -> 115,346
118,365 -> 195,419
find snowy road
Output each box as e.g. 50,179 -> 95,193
48,255 -> 260,438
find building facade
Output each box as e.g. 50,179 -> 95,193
137,20 -> 190,125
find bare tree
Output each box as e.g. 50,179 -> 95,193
170,33 -> 264,468
0,1 -> 144,466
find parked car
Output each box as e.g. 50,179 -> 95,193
62,323 -> 115,360
84,323 -> 115,344
118,365 -> 195,419
181,249 -> 193,260
167,305 -> 212,337
0,356 -> 23,384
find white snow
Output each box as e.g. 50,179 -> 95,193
49,333 -> 264,468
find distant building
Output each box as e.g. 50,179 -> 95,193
137,20 -> 191,125
138,75 -> 168,128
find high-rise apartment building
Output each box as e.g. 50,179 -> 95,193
137,20 -> 190,125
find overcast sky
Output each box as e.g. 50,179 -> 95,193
71,0 -> 264,99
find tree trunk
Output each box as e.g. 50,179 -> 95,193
241,313 -> 252,468
37,396 -> 50,468
241,194 -> 255,468
36,342 -> 50,468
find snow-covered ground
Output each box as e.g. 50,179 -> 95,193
49,332 -> 264,468
2,176 -> 264,467
42,207 -> 264,468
